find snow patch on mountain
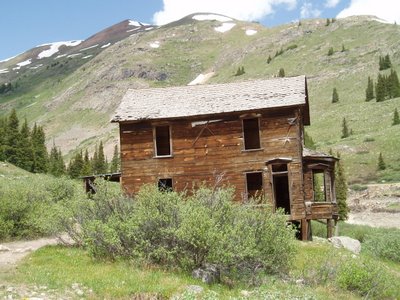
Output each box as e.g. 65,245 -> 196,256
67,53 -> 82,58
372,17 -> 391,24
37,41 -> 82,59
55,54 -> 67,59
82,55 -> 93,59
101,43 -> 111,49
129,20 -> 142,27
149,41 -> 160,48
245,29 -> 257,36
16,59 -> 32,67
30,64 -> 43,70
188,72 -> 215,85
215,23 -> 236,33
0,68 -> 9,74
192,14 -> 232,22
79,44 -> 99,52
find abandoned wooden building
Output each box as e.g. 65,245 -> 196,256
112,75 -> 338,240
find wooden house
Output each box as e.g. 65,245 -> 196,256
112,76 -> 338,240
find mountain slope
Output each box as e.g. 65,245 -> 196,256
0,13 -> 399,183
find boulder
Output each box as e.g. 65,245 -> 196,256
328,236 -> 361,254
192,264 -> 220,284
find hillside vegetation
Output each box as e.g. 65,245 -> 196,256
0,14 -> 399,182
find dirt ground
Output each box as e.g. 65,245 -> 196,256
0,183 -> 399,298
347,182 -> 400,228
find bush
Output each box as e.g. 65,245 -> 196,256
0,175 -> 84,240
363,230 -> 400,262
75,184 -> 297,283
337,257 -> 397,298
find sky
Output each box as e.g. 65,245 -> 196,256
1,0 -> 400,61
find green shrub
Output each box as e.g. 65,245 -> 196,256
363,230 -> 400,262
336,257 -> 397,298
76,184 -> 297,283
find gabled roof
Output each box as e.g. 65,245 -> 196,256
111,75 -> 309,123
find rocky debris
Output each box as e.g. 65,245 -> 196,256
13,246 -> 33,253
192,264 -> 220,284
328,236 -> 361,254
0,245 -> 11,252
185,285 -> 204,294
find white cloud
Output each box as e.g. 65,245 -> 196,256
337,0 -> 400,23
325,0 -> 340,8
300,1 -> 321,19
153,0 -> 297,25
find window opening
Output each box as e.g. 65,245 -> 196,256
155,125 -> 171,156
271,163 -> 291,214
243,118 -> 261,150
312,171 -> 326,202
246,172 -> 263,199
158,178 -> 173,192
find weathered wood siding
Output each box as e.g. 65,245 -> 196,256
119,108 -> 306,219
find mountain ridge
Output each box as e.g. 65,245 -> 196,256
0,13 -> 399,183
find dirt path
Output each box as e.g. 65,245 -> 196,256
0,237 -> 58,269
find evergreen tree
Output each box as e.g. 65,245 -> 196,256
110,145 -> 120,173
326,18 -> 330,26
332,87 -> 339,103
327,47 -> 334,56
4,109 -> 20,165
365,76 -> 374,101
68,150 -> 84,178
341,44 -> 346,52
341,117 -> 349,138
81,149 -> 92,176
335,153 -> 349,221
393,108 -> 400,125
379,54 -> 391,70
377,152 -> 386,170
0,117 -> 7,161
31,123 -> 48,173
93,141 -> 107,174
375,73 -> 386,102
278,68 -> 285,77
48,143 -> 65,177
17,118 -> 34,171
388,69 -> 400,98
235,66 -> 245,76
267,55 -> 272,64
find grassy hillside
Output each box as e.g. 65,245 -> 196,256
0,15 -> 399,182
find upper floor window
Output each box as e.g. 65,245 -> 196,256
154,125 -> 172,157
242,118 -> 261,150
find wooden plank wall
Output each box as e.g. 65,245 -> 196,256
119,108 -> 306,218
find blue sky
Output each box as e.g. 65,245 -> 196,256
1,0 -> 399,61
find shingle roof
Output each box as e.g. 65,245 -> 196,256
111,75 -> 308,123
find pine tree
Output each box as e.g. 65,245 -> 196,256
332,87 -> 339,103
81,149 -> 92,176
278,68 -> 285,77
376,73 -> 386,102
341,118 -> 349,138
327,47 -> 334,56
365,76 -> 374,101
68,150 -> 84,178
377,152 -> 386,170
0,117 -> 6,161
4,109 -> 20,166
393,108 -> 400,125
335,153 -> 349,221
389,69 -> 400,98
17,118 -> 34,171
341,44 -> 346,52
267,55 -> 272,64
235,66 -> 245,76
31,124 -> 48,173
384,54 -> 391,69
110,145 -> 120,173
48,143 -> 65,177
326,18 -> 330,26
93,141 -> 107,174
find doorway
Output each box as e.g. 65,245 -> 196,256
271,164 -> 291,214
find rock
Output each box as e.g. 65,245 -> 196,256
0,245 -> 11,252
75,289 -> 84,296
6,287 -> 13,293
328,236 -> 361,254
240,290 -> 252,297
192,264 -> 220,284
186,285 -> 203,294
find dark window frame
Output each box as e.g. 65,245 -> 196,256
158,178 -> 173,192
242,117 -> 262,151
245,171 -> 264,200
153,125 -> 173,157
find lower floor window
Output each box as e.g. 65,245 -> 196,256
158,178 -> 173,192
246,172 -> 263,199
